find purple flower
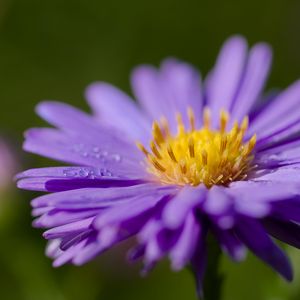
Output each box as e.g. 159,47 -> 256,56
17,36 -> 300,291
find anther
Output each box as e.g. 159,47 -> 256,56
150,141 -> 162,159
188,137 -> 195,158
179,160 -> 187,174
220,136 -> 227,153
240,116 -> 249,133
203,107 -> 211,129
150,157 -> 166,172
176,113 -> 185,135
187,107 -> 195,131
220,110 -> 229,133
167,145 -> 177,163
160,116 -> 170,137
136,142 -> 149,156
153,122 -> 165,145
201,149 -> 208,165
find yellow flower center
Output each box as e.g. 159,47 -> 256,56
137,107 -> 256,188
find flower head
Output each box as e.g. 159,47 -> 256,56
17,35 -> 300,293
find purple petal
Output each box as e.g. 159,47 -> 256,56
131,59 -> 203,131
271,199 -> 300,223
162,185 -> 206,229
251,167 -> 300,184
190,220 -> 208,298
159,59 -> 203,127
230,43 -> 272,123
229,181 -> 299,203
206,36 -> 247,126
43,218 -> 94,239
16,166 -> 144,192
53,239 -> 88,267
248,80 -> 300,137
31,183 -> 174,209
213,228 -> 246,261
85,82 -> 151,143
236,216 -> 293,281
37,101 -> 127,140
23,128 -> 146,178
93,193 -> 165,229
33,209 -> 99,228
263,218 -> 300,249
169,212 -> 201,270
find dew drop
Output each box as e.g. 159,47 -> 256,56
78,168 -> 89,178
93,147 -> 100,153
112,154 -> 121,162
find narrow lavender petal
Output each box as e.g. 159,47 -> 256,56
43,218 -> 94,239
33,209 -> 100,228
37,101 -> 129,141
191,220 -> 207,298
46,239 -> 63,259
236,216 -> 293,281
271,199 -> 300,223
127,245 -> 146,262
248,80 -> 300,136
131,59 -> 203,132
131,65 -> 172,121
23,128 -> 146,178
31,183 -> 173,208
230,43 -> 272,123
251,167 -> 300,184
263,218 -> 300,249
227,181 -> 300,218
213,228 -> 246,262
170,212 -> 201,270
85,82 -> 151,143
159,58 -> 203,128
93,193 -> 166,229
203,187 -> 236,229
205,36 -> 247,127
229,181 -> 300,203
16,166 -> 145,192
140,219 -> 181,267
162,185 -> 206,229
32,207 -> 52,217
205,186 -> 234,216
53,239 -> 87,267
72,237 -> 106,266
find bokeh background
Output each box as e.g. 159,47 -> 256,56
1,0 -> 300,299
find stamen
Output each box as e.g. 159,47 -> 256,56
201,150 -> 208,165
179,160 -> 187,174
240,116 -> 249,133
220,136 -> 227,153
160,116 -> 170,137
167,145 -> 177,163
176,113 -> 185,134
220,110 -> 229,133
153,122 -> 165,145
150,157 -> 166,172
187,107 -> 195,131
188,137 -> 195,158
203,107 -> 211,129
136,142 -> 149,156
150,141 -> 162,159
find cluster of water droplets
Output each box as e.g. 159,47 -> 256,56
63,167 -> 115,179
71,143 -> 122,163
65,143 -> 127,179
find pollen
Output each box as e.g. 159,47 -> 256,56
137,107 -> 256,188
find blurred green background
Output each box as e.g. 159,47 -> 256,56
1,0 -> 300,299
